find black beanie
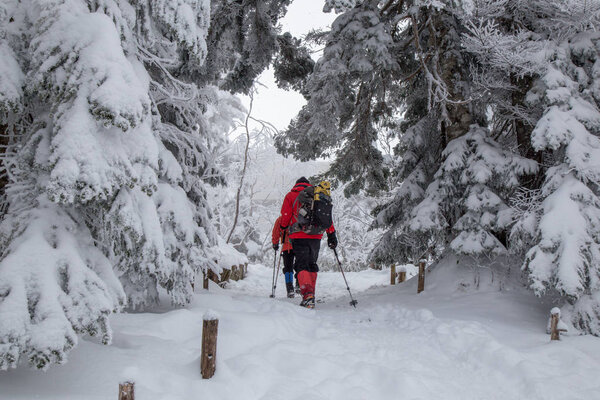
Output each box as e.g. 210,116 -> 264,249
296,176 -> 309,184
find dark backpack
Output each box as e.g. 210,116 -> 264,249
292,181 -> 333,235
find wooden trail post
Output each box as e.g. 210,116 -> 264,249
203,271 -> 209,290
550,308 -> 565,341
232,265 -> 238,281
390,263 -> 396,285
201,312 -> 219,379
417,259 -> 426,294
550,312 -> 559,340
119,382 -> 134,400
208,269 -> 219,284
239,263 -> 245,280
220,268 -> 231,284
398,266 -> 406,283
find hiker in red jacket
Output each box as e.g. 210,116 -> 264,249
272,215 -> 296,298
279,177 -> 337,308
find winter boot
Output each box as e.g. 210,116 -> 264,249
299,294 -> 315,309
286,282 -> 295,298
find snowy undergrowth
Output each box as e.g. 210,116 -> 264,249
2,258 -> 599,399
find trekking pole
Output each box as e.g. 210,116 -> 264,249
270,249 -> 277,298
270,230 -> 288,298
333,248 -> 358,307
273,250 -> 283,297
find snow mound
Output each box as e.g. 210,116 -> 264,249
209,238 -> 248,273
412,253 -> 526,295
203,309 -> 220,321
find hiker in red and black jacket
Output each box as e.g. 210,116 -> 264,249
279,177 -> 337,308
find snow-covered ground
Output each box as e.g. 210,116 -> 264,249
1,260 -> 599,400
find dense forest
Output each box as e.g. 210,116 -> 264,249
1,0 -> 599,373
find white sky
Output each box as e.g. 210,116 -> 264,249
245,1 -> 337,131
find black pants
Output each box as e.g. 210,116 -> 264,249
291,238 -> 321,273
281,251 -> 294,274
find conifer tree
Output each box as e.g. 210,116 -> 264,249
518,33 -> 600,335
0,0 -> 157,369
464,0 -> 600,335
276,0 -> 399,195
0,0 -> 288,369
283,1 -> 486,261
409,126 -> 536,258
201,0 -> 293,94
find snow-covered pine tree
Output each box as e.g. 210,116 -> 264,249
408,125 -> 536,258
278,1 -> 541,268
0,0 -> 286,369
201,0 -> 293,94
273,32 -> 315,94
518,31 -> 600,335
98,0 -> 245,309
462,0 -> 600,335
275,0 -> 398,195
368,1 -> 489,263
0,0 -> 155,369
371,88 -> 442,264
461,0 -> 559,168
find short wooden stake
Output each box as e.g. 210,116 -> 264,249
219,268 -> 231,284
231,265 -> 238,281
208,269 -> 219,284
550,308 -> 565,341
244,262 -> 248,275
203,271 -> 209,290
119,381 -> 134,400
201,313 -> 219,379
550,313 -> 559,340
390,263 -> 396,285
240,263 -> 245,280
398,267 -> 406,283
417,260 -> 426,294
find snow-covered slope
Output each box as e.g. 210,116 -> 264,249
1,260 -> 599,400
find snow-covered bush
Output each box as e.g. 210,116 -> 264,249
0,196 -> 125,370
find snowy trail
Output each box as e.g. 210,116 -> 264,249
1,263 -> 599,400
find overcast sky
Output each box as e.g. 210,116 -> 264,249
245,2 -> 337,131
